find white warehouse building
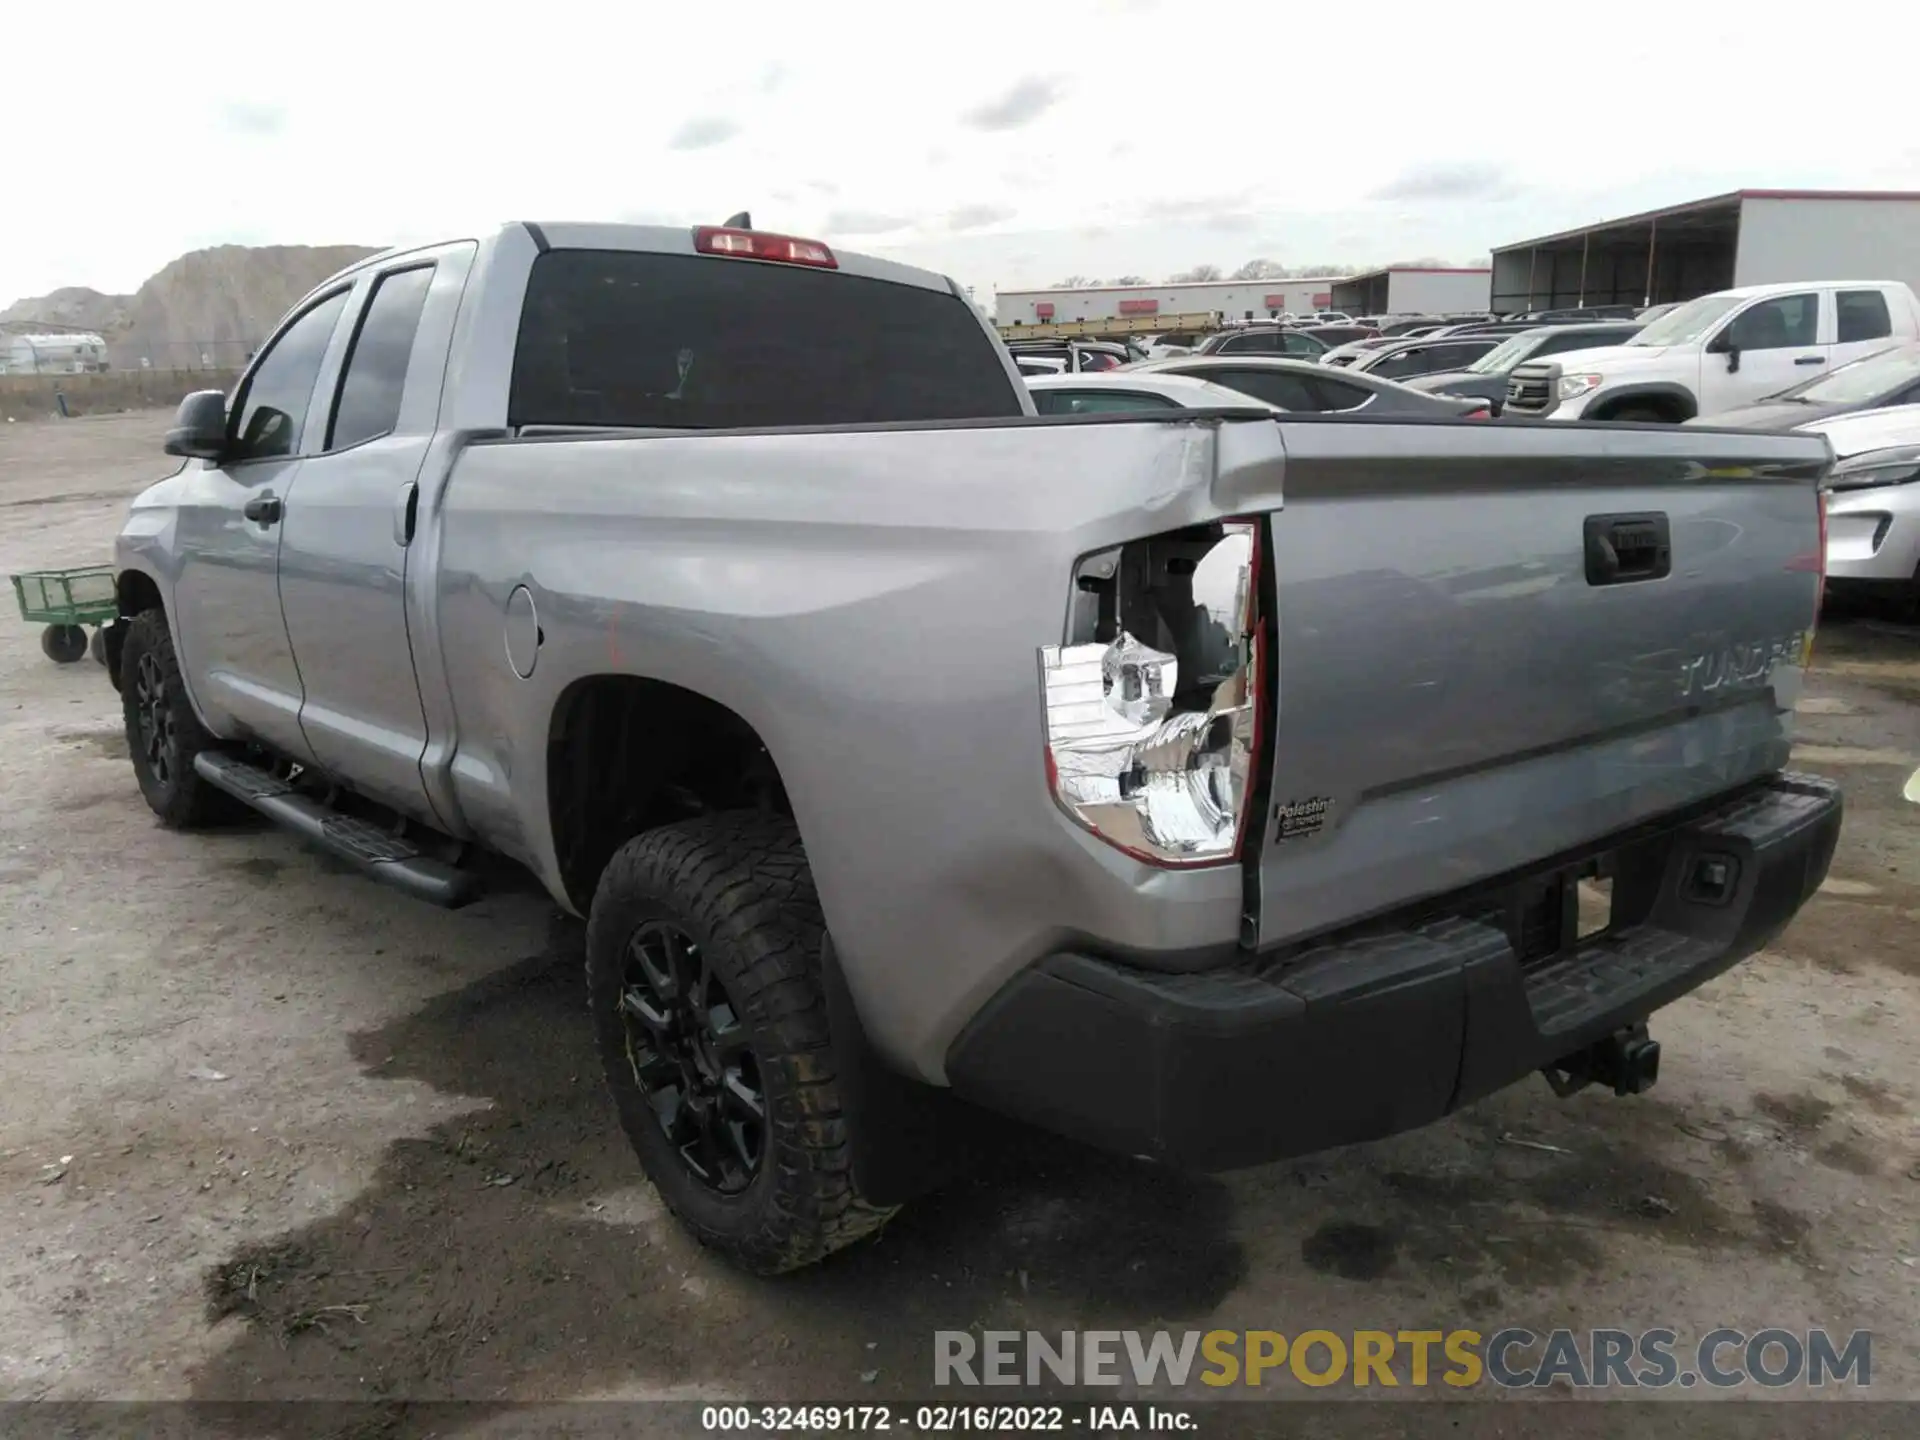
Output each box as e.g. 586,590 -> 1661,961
1488,188 -> 1920,313
1328,266 -> 1492,317
995,276 -> 1349,329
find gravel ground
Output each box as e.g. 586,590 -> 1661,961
1,411 -> 1915,1427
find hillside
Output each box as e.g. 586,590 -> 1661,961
0,286 -> 130,335
2,243 -> 383,370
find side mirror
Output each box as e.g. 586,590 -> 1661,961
1707,329 -> 1741,372
164,390 -> 228,460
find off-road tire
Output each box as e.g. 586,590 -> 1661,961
120,609 -> 236,828
586,813 -> 895,1273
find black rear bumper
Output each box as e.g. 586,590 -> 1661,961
945,774 -> 1842,1171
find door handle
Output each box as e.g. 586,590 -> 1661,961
393,481 -> 419,546
1793,355 -> 1825,366
243,493 -> 282,525
1585,513 -> 1672,586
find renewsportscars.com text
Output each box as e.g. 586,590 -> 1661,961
934,1328 -> 1872,1390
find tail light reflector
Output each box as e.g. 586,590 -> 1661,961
693,226 -> 838,269
1461,407 -> 1493,420
1039,522 -> 1265,867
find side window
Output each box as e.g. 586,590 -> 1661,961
1201,368 -> 1316,410
1723,293 -> 1818,352
1306,377 -> 1373,412
1282,333 -> 1324,357
327,266 -> 436,450
1369,346 -> 1430,377
1220,331 -> 1279,354
1035,390 -> 1182,414
1836,290 -> 1893,345
226,290 -> 352,463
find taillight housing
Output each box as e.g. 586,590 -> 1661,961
693,226 -> 838,269
1817,486 -> 1828,594
1460,406 -> 1493,420
1039,521 -> 1265,867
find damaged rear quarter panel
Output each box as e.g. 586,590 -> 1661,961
434,414 -> 1284,1080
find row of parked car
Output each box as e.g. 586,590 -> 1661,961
1007,280 -> 1920,614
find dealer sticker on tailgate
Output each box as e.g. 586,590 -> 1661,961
1274,796 -> 1333,842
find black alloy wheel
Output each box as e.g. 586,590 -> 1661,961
617,919 -> 765,1193
133,649 -> 180,790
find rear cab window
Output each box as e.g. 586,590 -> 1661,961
508,249 -> 1022,429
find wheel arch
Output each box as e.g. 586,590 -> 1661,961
106,566 -> 167,693
543,672 -> 803,916
1586,383 -> 1698,423
116,566 -> 165,618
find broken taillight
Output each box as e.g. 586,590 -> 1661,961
1039,521 -> 1266,867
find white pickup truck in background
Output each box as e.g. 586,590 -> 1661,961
1504,280 -> 1920,423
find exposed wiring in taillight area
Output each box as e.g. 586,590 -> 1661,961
1038,519 -> 1268,868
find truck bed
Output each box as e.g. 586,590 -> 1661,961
432,410 -> 1830,1081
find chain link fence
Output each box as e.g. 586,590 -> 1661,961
0,327 -> 259,375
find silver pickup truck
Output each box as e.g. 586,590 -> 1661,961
107,221 -> 1842,1273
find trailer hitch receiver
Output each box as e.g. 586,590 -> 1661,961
1544,1022 -> 1661,1098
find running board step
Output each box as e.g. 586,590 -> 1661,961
194,752 -> 482,908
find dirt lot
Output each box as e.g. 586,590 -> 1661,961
2,412 -> 1917,1423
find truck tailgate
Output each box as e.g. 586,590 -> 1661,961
1220,419 -> 1831,949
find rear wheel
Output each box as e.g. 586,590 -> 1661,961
120,610 -> 236,827
586,812 -> 894,1273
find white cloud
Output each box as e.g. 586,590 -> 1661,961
3,0 -> 1917,309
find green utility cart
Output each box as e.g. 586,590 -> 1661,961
11,564 -> 116,665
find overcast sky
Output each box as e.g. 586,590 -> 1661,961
5,0 -> 1917,309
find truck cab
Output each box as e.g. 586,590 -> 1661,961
1505,280 -> 1920,423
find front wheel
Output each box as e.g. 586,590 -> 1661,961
119,610 -> 237,827
585,813 -> 895,1273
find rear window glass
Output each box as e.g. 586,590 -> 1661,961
509,249 -> 1021,429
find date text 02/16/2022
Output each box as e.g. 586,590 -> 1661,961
700,1405 -> 1193,1432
